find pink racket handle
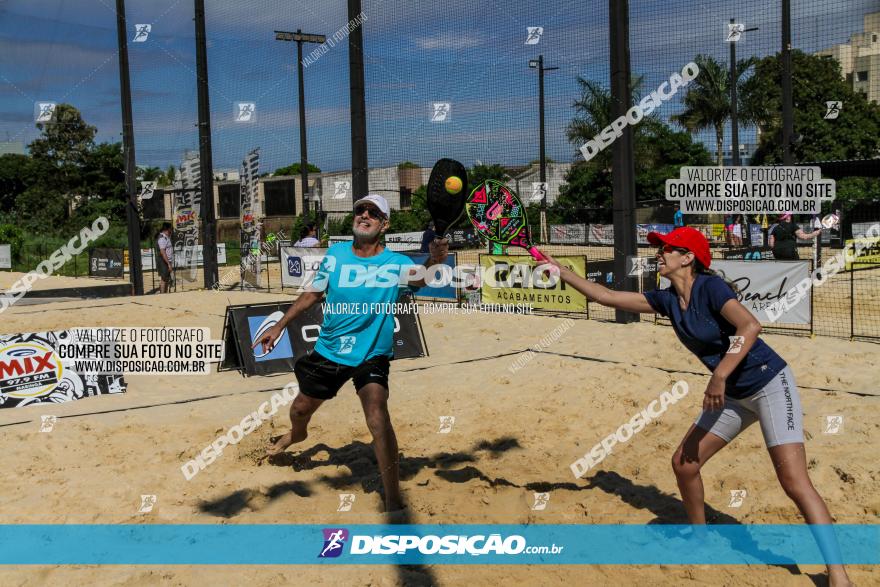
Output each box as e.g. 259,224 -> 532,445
528,247 -> 547,262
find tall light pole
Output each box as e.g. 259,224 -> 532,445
728,19 -> 758,246
728,19 -> 758,168
275,29 -> 326,230
529,55 -> 558,244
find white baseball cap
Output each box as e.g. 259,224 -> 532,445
353,194 -> 390,219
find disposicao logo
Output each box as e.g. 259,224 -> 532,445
0,343 -> 63,398
319,528 -> 349,558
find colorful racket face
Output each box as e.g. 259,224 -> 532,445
465,179 -> 545,262
426,158 -> 468,236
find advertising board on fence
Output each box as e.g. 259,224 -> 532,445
0,330 -> 126,408
712,260 -> 811,324
328,233 -> 424,252
0,244 -> 11,269
280,246 -> 326,288
480,255 -> 587,311
220,299 -> 426,376
589,224 -> 614,245
722,246 -> 774,261
844,237 -> 880,270
89,248 -> 124,278
550,224 -> 586,244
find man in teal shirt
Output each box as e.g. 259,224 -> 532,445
256,194 -> 447,512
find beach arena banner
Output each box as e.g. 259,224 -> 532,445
712,260 -> 811,324
479,255 -> 587,311
219,297 -> 426,376
88,248 -> 124,278
0,244 -> 12,269
0,331 -> 126,408
240,148 -> 261,288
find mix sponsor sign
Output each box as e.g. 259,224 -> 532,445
712,260 -> 811,324
588,224 -> 614,245
0,331 -> 126,408
175,152 -> 202,283
89,248 -> 124,278
0,244 -> 11,269
479,255 -> 587,311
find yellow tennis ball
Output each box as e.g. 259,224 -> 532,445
445,176 -> 463,194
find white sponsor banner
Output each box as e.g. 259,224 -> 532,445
550,224 -> 586,244
280,246 -> 327,287
0,244 -> 11,269
383,231 -> 423,251
328,234 -> 421,252
172,243 -> 227,268
588,224 -> 614,245
713,260 -> 811,324
853,221 -> 880,239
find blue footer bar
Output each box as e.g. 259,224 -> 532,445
0,524 -> 877,564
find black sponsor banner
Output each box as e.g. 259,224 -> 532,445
722,246 -> 775,261
0,331 -> 126,408
586,260 -> 616,288
587,259 -> 659,292
220,295 -> 426,376
18,283 -> 131,300
89,248 -> 124,278
445,226 -> 480,249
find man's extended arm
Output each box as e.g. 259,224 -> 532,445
253,290 -> 324,353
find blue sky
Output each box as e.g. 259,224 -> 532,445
0,0 -> 875,174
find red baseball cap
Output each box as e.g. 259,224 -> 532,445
647,226 -> 712,268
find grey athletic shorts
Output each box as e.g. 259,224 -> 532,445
695,366 -> 804,448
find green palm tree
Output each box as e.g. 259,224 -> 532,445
672,54 -> 756,165
567,75 -> 654,169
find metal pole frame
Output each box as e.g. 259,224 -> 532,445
115,0 -> 144,295
609,0 -> 639,324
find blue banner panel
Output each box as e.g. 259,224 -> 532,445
0,524 -> 877,565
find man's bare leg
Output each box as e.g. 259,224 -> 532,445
267,392 -> 324,456
357,383 -> 403,512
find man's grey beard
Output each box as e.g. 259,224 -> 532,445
352,222 -> 382,241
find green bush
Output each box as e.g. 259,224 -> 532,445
0,223 -> 24,263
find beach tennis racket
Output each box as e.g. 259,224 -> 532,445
426,158 -> 468,238
465,179 -> 546,262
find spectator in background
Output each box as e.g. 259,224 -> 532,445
156,222 -> 174,293
769,213 -> 821,260
294,223 -> 319,248
731,214 -> 744,246
420,221 -> 436,253
674,206 -> 684,228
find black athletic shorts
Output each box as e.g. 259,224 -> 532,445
293,350 -> 391,400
